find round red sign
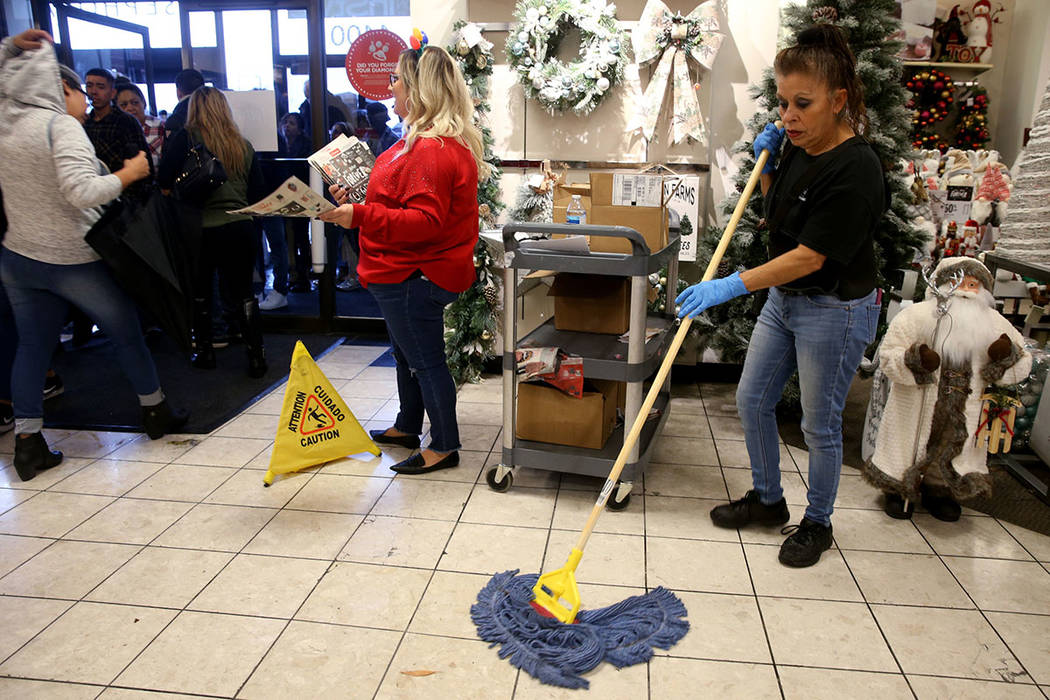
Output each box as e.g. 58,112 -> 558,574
345,29 -> 408,101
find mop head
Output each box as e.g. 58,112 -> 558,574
471,570 -> 689,689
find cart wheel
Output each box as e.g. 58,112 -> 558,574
607,483 -> 632,511
486,467 -> 513,493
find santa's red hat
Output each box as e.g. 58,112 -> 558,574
976,165 -> 1010,201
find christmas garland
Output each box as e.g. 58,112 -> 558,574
444,21 -> 503,385
507,0 -> 627,115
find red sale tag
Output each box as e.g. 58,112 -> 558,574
345,29 -> 408,101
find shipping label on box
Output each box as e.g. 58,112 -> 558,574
663,175 -> 701,262
612,174 -> 664,207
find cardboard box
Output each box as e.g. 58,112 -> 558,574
516,379 -> 624,449
588,173 -> 668,254
548,273 -> 630,335
589,205 -> 667,254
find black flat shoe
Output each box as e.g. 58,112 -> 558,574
369,429 -> 421,450
391,451 -> 459,474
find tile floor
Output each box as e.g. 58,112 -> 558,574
1,341 -> 1049,699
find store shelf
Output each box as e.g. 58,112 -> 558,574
902,61 -> 993,72
519,316 -> 674,382
506,391 -> 670,480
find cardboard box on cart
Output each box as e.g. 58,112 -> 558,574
547,272 -> 631,335
516,378 -> 625,450
587,173 -> 669,254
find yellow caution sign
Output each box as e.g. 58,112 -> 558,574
264,341 -> 380,485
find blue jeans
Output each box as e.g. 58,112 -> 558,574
0,249 -> 16,402
736,287 -> 880,525
368,277 -> 461,452
0,248 -> 161,422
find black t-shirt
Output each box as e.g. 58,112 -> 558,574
763,136 -> 885,300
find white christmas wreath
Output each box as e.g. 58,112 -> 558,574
507,0 -> 627,115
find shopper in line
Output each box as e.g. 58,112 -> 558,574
0,30 -> 188,480
83,67 -> 153,203
163,68 -> 204,143
278,111 -> 314,294
677,24 -> 887,567
158,87 -> 269,378
321,42 -> 484,474
116,81 -> 164,167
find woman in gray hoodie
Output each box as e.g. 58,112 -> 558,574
0,29 -> 187,481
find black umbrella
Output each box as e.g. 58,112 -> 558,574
85,191 -> 201,353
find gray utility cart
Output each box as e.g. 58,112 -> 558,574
487,222 -> 681,510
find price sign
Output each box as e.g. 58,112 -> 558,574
345,29 -> 408,101
929,188 -> 972,226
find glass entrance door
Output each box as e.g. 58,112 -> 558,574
53,4 -> 158,114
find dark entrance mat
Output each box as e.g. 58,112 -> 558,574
45,332 -> 345,434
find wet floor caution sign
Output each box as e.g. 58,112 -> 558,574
264,341 -> 380,486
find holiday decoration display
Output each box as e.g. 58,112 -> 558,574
693,0 -> 926,411
630,0 -> 723,145
953,85 -> 989,150
905,68 -> 954,151
1004,344 -> 1049,453
863,258 -> 1031,515
443,21 -> 504,385
993,76 -> 1050,266
509,166 -> 559,224
507,0 -> 627,115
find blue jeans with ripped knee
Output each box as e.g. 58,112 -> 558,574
735,287 -> 880,525
368,276 -> 461,453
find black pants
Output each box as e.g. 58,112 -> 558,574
195,220 -> 256,305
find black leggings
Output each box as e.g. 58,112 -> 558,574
195,220 -> 255,308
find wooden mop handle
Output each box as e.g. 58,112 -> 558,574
572,122 -> 781,553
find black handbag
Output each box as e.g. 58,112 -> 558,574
174,134 -> 227,205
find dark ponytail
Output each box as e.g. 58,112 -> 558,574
774,24 -> 869,135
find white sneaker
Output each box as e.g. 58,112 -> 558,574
259,291 -> 288,310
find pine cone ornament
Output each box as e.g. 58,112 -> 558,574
479,203 -> 491,218
717,261 -> 732,279
483,284 -> 500,307
812,6 -> 838,23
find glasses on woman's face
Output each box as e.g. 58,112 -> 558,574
388,73 -> 399,88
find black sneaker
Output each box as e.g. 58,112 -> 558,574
43,373 -> 64,401
710,490 -> 790,529
0,403 -> 13,435
778,518 -> 834,568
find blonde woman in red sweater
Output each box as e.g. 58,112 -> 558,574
322,42 -> 485,474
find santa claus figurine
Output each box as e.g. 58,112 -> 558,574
863,257 -> 1031,521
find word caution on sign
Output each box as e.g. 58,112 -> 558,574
264,342 -> 379,486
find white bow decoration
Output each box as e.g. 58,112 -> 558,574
631,0 -> 723,144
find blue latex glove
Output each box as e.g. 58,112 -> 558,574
675,272 -> 749,319
752,123 -> 785,174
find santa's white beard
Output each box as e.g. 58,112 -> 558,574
933,289 -> 1002,365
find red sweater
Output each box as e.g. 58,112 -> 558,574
353,136 -> 479,293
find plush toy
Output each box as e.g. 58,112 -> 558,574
863,257 -> 1032,521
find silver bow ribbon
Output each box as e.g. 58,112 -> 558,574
632,0 -> 723,144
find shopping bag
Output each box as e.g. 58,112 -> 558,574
264,341 -> 380,485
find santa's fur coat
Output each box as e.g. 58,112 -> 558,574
864,260 -> 1031,500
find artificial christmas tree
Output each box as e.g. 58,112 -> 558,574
993,77 -> 1050,266
693,0 -> 927,409
443,22 -> 504,384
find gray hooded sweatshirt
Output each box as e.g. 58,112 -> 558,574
0,38 -> 122,264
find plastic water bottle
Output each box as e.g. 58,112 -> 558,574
566,195 -> 587,225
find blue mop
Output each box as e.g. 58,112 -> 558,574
472,138 -> 778,688
471,570 -> 688,689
